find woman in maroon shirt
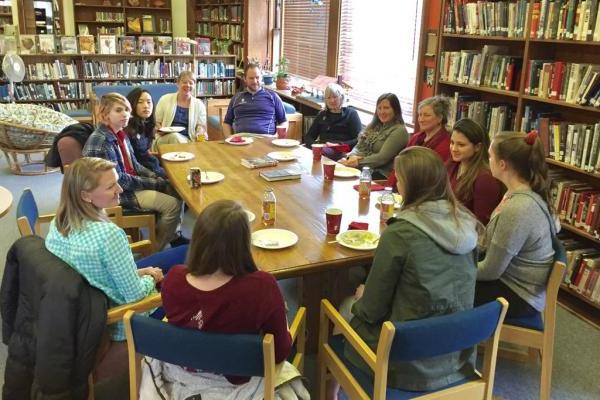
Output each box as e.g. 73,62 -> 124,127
447,118 -> 503,225
161,200 -> 292,384
406,95 -> 452,161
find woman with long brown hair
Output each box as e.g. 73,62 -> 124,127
340,147 -> 479,394
476,131 -> 556,318
447,118 -> 503,224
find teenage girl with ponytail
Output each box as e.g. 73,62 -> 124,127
475,131 -> 556,318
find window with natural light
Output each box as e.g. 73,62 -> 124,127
338,0 -> 423,123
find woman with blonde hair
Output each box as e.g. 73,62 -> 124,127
46,157 -> 162,341
447,118 -> 503,224
476,131 -> 555,318
154,70 -> 207,148
337,147 -> 478,396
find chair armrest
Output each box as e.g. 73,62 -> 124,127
38,214 -> 55,223
129,240 -> 154,258
289,307 -> 306,372
320,299 -> 377,371
107,292 -> 162,325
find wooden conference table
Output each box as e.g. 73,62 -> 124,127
160,138 -> 387,349
0,186 -> 13,218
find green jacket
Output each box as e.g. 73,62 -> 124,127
345,200 -> 478,391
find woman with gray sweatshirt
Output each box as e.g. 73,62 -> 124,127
339,93 -> 408,179
475,131 -> 555,318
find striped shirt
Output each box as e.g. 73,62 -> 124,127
46,219 -> 156,340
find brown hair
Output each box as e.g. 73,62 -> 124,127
394,146 -> 464,222
55,157 -> 115,235
187,200 -> 258,276
244,63 -> 261,75
366,93 -> 404,131
451,118 -> 492,203
98,92 -> 131,122
491,131 -> 552,210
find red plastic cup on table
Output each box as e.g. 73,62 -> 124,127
312,144 -> 325,161
326,208 -> 343,234
323,160 -> 336,180
276,127 -> 287,139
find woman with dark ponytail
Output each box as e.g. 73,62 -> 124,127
475,131 -> 556,318
447,118 -> 503,224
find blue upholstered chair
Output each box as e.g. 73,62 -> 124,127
318,298 -> 508,400
498,237 -> 566,400
124,306 -> 307,400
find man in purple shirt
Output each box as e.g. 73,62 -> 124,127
222,63 -> 288,137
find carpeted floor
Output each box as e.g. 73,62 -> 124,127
1,155 -> 599,399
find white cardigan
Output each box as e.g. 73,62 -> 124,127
154,93 -> 207,142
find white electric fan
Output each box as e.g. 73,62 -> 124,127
2,52 -> 25,102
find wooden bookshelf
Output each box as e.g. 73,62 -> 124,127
436,0 -> 600,321
73,0 -> 172,37
0,4 -> 12,35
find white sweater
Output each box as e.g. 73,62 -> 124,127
154,93 -> 207,142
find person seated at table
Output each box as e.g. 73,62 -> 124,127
447,118 -> 503,225
331,147 -> 478,397
153,70 -> 207,149
475,131 -> 555,318
407,95 -> 452,160
124,87 -> 166,178
338,93 -> 408,179
45,157 -> 163,382
83,92 -> 187,250
222,63 -> 289,137
304,83 -> 362,161
160,200 -> 295,392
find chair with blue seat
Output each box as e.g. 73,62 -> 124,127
124,306 -> 307,400
498,238 -> 566,400
16,188 -> 54,237
318,298 -> 508,400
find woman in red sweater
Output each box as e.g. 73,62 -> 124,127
406,95 -> 452,160
161,200 -> 292,384
447,118 -> 503,225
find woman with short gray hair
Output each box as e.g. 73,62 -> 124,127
304,83 -> 362,160
406,95 -> 452,161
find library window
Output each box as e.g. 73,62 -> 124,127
338,0 -> 423,122
281,0 -> 330,80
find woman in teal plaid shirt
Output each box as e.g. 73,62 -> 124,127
46,157 -> 163,342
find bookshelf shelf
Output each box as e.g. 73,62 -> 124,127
73,4 -> 123,9
437,0 -> 600,320
78,20 -> 124,24
442,33 -> 525,42
522,95 -> 600,114
123,6 -> 170,10
438,80 -> 520,98
0,12 -> 12,17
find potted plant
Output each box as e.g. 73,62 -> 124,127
276,56 -> 291,90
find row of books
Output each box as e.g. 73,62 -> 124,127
95,12 -> 124,22
196,80 -> 235,96
530,0 -> 600,41
0,34 -> 205,56
12,82 -> 86,101
439,47 -> 522,91
525,60 -> 600,107
196,23 -> 243,41
446,92 -> 518,136
562,236 -> 600,304
443,0 -> 529,37
196,61 -> 236,78
80,60 -> 194,80
198,5 -> 243,22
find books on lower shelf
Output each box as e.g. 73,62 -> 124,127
525,60 -> 600,107
447,91 -> 517,137
561,236 -> 600,304
443,0 -> 529,38
259,168 -> 302,182
530,0 -> 600,41
241,156 -> 279,169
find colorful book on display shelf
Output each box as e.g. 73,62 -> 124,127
38,35 -> 55,54
174,37 -> 191,55
241,156 -> 279,169
78,35 -> 96,54
98,34 -> 117,54
138,36 -> 155,55
119,36 -> 136,55
259,168 -> 302,182
19,34 -> 37,54
156,36 -> 172,54
60,36 -> 78,54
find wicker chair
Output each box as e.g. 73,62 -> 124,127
0,120 -> 60,175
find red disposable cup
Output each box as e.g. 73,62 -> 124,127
276,127 -> 287,139
323,161 -> 336,180
312,144 -> 324,161
326,208 -> 343,234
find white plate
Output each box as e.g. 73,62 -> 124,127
158,126 -> 186,133
267,151 -> 297,161
252,229 -> 298,249
334,165 -> 360,178
376,193 -> 403,209
272,139 -> 300,147
336,230 -> 380,251
225,136 -> 254,145
161,151 -> 195,162
245,210 -> 256,223
186,171 -> 225,184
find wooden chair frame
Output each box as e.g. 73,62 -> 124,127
318,298 -> 508,400
499,260 -> 567,400
124,306 -> 306,400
